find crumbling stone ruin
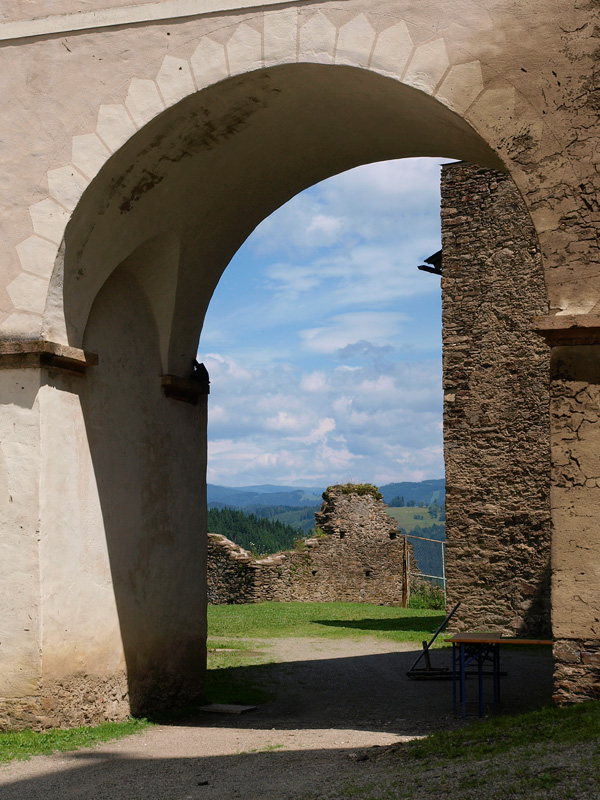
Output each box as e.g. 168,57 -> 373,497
442,163 -> 552,638
207,484 -> 411,606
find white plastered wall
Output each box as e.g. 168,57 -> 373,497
0,0 -> 560,347
0,370 -> 43,699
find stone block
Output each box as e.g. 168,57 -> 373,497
436,61 -> 484,115
227,23 -> 263,76
125,78 -> 165,128
15,236 -> 58,279
264,7 -> 298,66
299,11 -> 336,64
156,56 -> 196,107
47,166 -> 89,212
404,39 -> 449,95
96,104 -> 137,152
29,198 -> 69,245
334,13 -> 375,67
191,37 -> 229,89
71,133 -> 111,180
370,21 -> 412,77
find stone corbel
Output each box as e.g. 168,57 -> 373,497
0,340 -> 98,375
532,315 -> 600,347
160,374 -> 209,404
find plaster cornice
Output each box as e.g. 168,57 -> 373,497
0,0 -> 316,42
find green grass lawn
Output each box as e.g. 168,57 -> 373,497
0,718 -> 150,763
408,699 -> 600,761
207,601 -> 446,643
205,601 -> 447,706
385,506 -> 442,533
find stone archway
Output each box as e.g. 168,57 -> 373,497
57,62 -> 509,727
1,1 -> 599,727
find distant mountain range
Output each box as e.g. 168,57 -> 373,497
207,479 -> 444,510
207,484 -> 324,509
379,479 -> 445,506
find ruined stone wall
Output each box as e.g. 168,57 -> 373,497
442,163 -> 552,636
207,535 -> 255,605
208,485 -> 410,606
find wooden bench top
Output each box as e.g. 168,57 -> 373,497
445,632 -> 552,646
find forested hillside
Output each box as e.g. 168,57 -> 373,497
207,507 -> 302,555
246,504 -> 320,533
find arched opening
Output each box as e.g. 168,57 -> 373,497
49,64 -> 503,361
44,62 -> 547,718
199,153 -> 550,641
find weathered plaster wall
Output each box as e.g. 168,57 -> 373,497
208,485 -> 409,606
550,345 -> 600,702
0,256 -> 208,730
442,162 -> 552,637
2,0 -> 598,350
0,370 -> 43,728
1,0 -> 600,721
1,0 -> 153,22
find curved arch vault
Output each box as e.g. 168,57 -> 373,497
0,1 -> 599,726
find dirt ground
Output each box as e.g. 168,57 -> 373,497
0,637 -> 554,800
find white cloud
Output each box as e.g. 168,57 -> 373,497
299,312 -> 406,354
201,157 -> 447,486
302,417 -> 336,444
301,371 -> 328,392
306,214 -> 343,242
204,352 -> 253,382
264,242 -> 437,308
265,411 -> 306,432
204,349 -> 443,487
252,158 -> 450,257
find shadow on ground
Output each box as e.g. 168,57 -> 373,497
312,617 -> 444,633
0,746 -> 380,800
190,647 -> 554,733
0,646 -> 554,800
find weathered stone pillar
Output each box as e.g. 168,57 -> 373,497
535,324 -> 600,702
0,274 -> 210,729
0,366 -> 45,729
442,163 -> 552,637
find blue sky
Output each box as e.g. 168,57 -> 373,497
199,157 -> 449,487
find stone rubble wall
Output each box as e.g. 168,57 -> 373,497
0,673 -> 129,732
442,162 -> 552,637
549,344 -> 600,703
207,535 -> 255,604
207,485 -> 411,606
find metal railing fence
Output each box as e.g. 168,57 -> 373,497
406,533 -> 446,602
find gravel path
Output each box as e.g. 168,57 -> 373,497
0,638 -> 554,800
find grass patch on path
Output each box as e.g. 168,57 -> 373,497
0,718 -> 150,763
208,601 -> 445,644
206,637 -> 276,705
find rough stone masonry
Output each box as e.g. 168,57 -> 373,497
208,484 -> 412,606
442,163 -> 552,639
